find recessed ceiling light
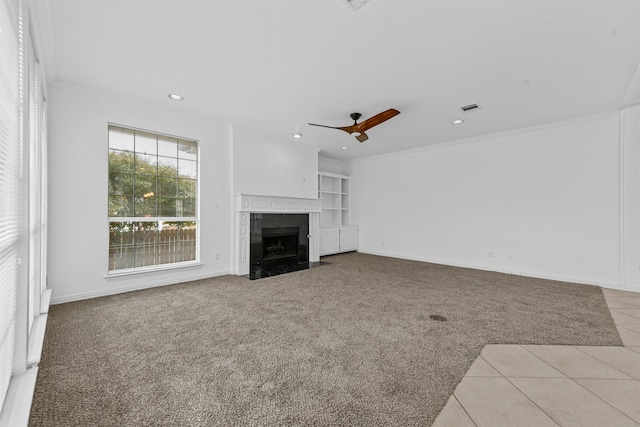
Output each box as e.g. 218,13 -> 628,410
168,94 -> 183,101
452,119 -> 464,124
341,146 -> 349,150
293,132 -> 302,139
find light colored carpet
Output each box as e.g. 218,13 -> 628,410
30,253 -> 622,426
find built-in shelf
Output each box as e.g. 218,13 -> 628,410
318,172 -> 351,227
318,172 -> 358,255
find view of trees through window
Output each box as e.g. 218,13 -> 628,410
108,125 -> 198,271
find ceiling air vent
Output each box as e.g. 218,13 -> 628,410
343,0 -> 369,11
461,103 -> 479,112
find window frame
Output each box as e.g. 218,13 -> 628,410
107,123 -> 200,275
0,1 -> 51,423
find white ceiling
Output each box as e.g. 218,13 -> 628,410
44,0 -> 639,161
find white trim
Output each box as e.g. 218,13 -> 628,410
355,249 -> 621,289
318,170 -> 350,180
39,289 -> 51,314
105,261 -> 202,278
107,122 -> 199,143
227,124 -> 235,275
234,194 -> 322,275
26,314 -> 47,367
347,110 -> 621,165
51,270 -> 231,305
0,366 -> 38,427
618,110 -> 626,287
108,217 -> 197,223
235,194 -> 322,213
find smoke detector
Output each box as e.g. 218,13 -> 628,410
343,0 -> 369,11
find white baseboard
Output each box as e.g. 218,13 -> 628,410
51,270 -> 231,305
356,250 -> 622,289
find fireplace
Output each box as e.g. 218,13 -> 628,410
263,227 -> 299,262
234,194 -> 321,276
249,213 -> 309,279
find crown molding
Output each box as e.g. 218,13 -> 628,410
348,110 -> 621,165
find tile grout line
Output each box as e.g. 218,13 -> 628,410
572,346 -> 638,375
566,377 -> 640,425
516,343 -> 640,424
603,293 -> 640,300
467,345 -> 638,427
505,345 -> 581,426
479,347 -> 566,379
471,349 -> 562,426
499,374 -> 562,426
505,374 -> 640,427
616,325 -> 640,335
607,295 -> 640,348
452,394 -> 480,427
454,353 -> 489,427
566,345 -> 634,379
610,308 -> 640,320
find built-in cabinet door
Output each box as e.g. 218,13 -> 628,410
339,227 -> 358,252
320,227 -> 340,255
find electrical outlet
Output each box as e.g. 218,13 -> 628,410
215,253 -> 220,261
488,251 -> 493,258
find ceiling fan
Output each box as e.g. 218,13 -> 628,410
308,108 -> 400,142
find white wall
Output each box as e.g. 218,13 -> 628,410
232,126 -> 319,199
48,82 -> 233,303
318,156 -> 347,175
349,112 -> 637,290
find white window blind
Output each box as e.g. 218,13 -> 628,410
0,0 -> 21,409
0,1 -> 49,421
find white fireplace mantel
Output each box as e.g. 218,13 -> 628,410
233,194 -> 322,275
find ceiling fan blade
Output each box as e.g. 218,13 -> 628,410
355,132 -> 368,143
308,123 -> 342,130
309,122 -> 355,135
354,108 -> 400,132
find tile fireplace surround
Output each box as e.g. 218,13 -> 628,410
234,194 -> 321,276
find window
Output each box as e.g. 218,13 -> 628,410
1,0 -> 50,421
108,125 -> 198,272
0,0 -> 21,408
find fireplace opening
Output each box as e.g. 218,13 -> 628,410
262,227 -> 299,261
249,213 -> 310,279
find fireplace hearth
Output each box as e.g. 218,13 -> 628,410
249,213 -> 310,279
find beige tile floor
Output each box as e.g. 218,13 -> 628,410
432,288 -> 640,427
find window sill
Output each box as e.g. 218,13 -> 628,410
105,261 -> 203,278
0,366 -> 38,427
